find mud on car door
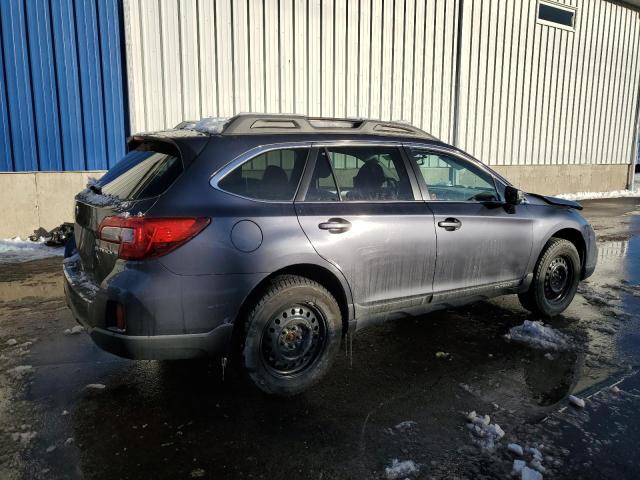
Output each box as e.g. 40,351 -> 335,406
405,147 -> 534,303
294,145 -> 437,324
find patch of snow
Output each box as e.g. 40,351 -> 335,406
46,445 -> 56,453
64,437 -> 74,445
556,189 -> 639,201
394,420 -> 417,432
508,443 -> 524,456
512,459 -> 526,475
6,338 -> 17,346
62,410 -> 69,416
75,188 -> 121,207
85,383 -> 106,391
384,459 -> 419,480
7,365 -> 34,379
11,431 -> 37,445
435,351 -> 450,359
530,459 -> 546,473
505,320 -> 569,351
190,468 -> 206,478
521,465 -> 543,480
568,395 -> 585,408
191,117 -> 231,135
0,237 -> 64,264
64,326 -> 84,335
611,385 -> 621,394
544,353 -> 554,361
526,447 -> 543,462
465,411 -> 505,450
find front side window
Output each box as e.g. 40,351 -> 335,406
218,148 -> 308,201
305,146 -> 413,201
408,149 -> 499,202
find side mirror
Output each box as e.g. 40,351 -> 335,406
505,185 -> 524,205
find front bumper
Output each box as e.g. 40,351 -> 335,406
63,254 -> 258,360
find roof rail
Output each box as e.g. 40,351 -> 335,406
181,113 -> 436,139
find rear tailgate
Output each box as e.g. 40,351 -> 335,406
74,141 -> 185,283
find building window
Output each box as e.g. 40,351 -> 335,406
537,1 -> 576,31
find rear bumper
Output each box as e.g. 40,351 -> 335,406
63,253 -> 262,360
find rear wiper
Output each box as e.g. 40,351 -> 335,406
89,184 -> 102,194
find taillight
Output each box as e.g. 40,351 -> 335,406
98,216 -> 210,260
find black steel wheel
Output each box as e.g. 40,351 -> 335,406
242,275 -> 342,396
260,303 -> 327,376
518,238 -> 581,317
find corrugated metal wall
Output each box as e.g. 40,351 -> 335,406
124,0 -> 460,142
0,0 -> 127,172
457,0 -> 640,166
125,0 -> 640,168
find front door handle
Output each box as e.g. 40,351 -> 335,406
318,218 -> 352,233
437,218 -> 462,231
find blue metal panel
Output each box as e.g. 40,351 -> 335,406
0,22 -> 13,171
26,0 -> 63,171
50,0 -> 86,171
99,0 -> 126,168
0,0 -> 127,172
0,0 -> 38,171
75,0 -> 107,171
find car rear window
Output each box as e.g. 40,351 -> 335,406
96,143 -> 183,201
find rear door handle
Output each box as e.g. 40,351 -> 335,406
318,218 -> 352,233
437,218 -> 462,231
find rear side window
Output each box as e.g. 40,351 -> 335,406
97,143 -> 183,201
218,148 -> 308,201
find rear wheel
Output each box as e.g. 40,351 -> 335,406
518,238 -> 581,317
242,275 -> 342,396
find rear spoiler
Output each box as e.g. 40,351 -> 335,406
527,193 -> 583,210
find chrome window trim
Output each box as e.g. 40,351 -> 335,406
208,142 -> 313,204
403,143 -> 507,204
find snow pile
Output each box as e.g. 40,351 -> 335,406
192,117 -> 231,135
394,420 -> 417,432
568,395 -> 585,408
75,188 -> 121,207
0,237 -> 64,264
465,411 -> 505,450
85,383 -> 106,390
384,459 -> 420,479
11,430 -> 37,445
556,189 -> 639,200
64,326 -> 84,335
7,365 -> 34,379
505,321 -> 569,351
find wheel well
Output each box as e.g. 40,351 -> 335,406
551,228 -> 586,271
233,264 -> 351,340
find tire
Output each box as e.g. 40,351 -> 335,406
241,275 -> 342,396
518,238 -> 581,317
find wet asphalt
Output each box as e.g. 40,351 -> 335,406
1,197 -> 640,480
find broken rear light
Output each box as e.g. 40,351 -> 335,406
98,216 -> 210,260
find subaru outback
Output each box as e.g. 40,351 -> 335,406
63,114 -> 597,395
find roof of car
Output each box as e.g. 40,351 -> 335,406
172,113 -> 438,140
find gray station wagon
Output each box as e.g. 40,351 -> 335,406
64,114 -> 597,395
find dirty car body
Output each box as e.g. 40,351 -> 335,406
63,114 -> 597,395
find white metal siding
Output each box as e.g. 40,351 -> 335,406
457,0 -> 640,165
124,0 -> 459,141
124,0 -> 640,166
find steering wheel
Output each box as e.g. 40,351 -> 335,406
466,191 -> 497,202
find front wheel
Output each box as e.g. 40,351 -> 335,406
518,238 -> 581,317
242,275 -> 342,396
